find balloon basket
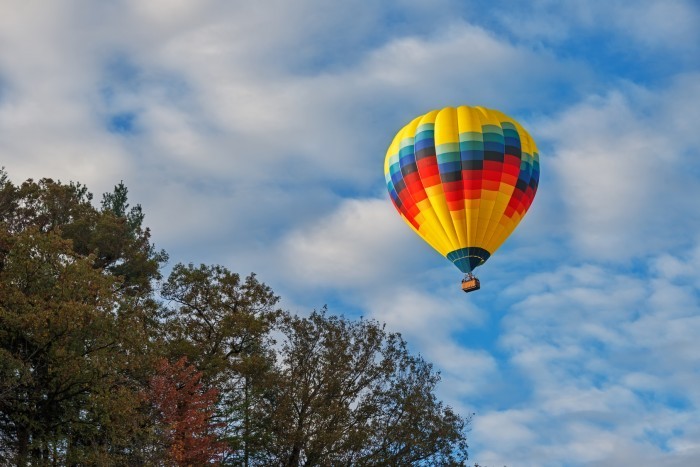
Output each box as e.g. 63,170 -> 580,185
461,276 -> 480,293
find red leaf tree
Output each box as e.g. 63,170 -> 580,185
147,357 -> 225,465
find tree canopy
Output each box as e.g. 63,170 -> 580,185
0,169 -> 471,466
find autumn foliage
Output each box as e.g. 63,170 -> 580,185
147,357 -> 225,465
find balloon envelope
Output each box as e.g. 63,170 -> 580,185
384,106 -> 540,274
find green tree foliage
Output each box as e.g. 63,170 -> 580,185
0,174 -> 167,297
0,227 -> 152,464
0,169 -> 472,466
247,310 -> 470,466
160,263 -> 281,464
161,264 -> 280,381
0,171 -> 165,464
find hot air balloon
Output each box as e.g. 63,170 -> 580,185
384,106 -> 539,293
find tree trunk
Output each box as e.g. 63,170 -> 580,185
287,444 -> 301,467
16,425 -> 29,467
244,376 -> 250,467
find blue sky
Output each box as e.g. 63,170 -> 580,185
1,1 -> 699,465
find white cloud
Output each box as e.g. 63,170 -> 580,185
539,75 -> 700,260
469,243 -> 700,466
277,198 -> 432,288
473,409 -> 538,451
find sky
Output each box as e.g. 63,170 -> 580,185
1,0 -> 699,465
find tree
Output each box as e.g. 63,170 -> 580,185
0,170 -> 165,464
160,263 -> 281,464
0,227 -> 151,465
248,309 -> 470,466
146,356 -> 225,465
0,172 -> 167,298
